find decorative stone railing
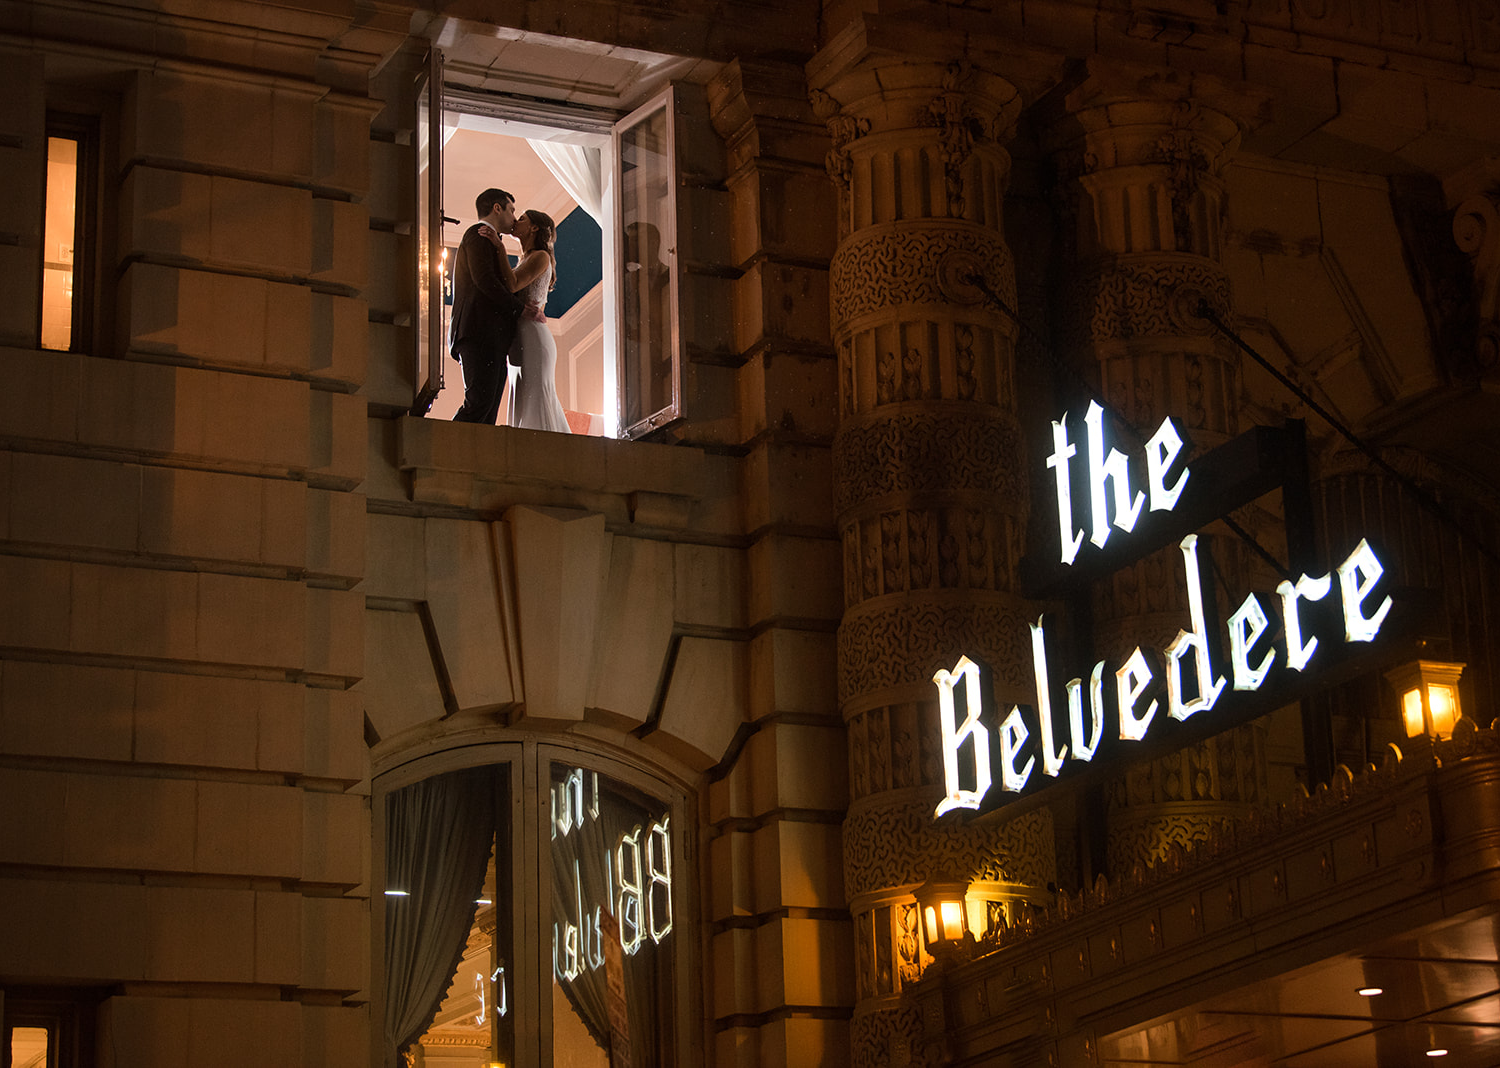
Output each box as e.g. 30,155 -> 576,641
909,718 -> 1500,1066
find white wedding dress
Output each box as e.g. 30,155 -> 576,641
507,262 -> 571,433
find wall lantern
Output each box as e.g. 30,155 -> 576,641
1385,659 -> 1465,740
915,872 -> 973,950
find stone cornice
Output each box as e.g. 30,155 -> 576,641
0,0 -> 410,87
811,3 -> 1500,179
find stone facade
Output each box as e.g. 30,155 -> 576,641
2,0 -> 1499,1066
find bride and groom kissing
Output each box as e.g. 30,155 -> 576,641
449,187 -> 570,433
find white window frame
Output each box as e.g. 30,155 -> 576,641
614,86 -> 684,440
412,46 -> 445,415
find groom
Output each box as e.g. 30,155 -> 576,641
450,188 -> 523,424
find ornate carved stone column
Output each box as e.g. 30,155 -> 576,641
1041,62 -> 1271,873
810,31 -> 1055,1068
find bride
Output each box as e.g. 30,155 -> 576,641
479,208 -> 570,433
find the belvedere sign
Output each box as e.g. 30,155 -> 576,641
934,404 -> 1394,818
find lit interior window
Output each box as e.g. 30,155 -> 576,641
10,1026 -> 49,1068
41,135 -> 79,351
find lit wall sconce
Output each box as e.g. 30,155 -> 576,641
915,872 -> 973,952
1385,659 -> 1465,740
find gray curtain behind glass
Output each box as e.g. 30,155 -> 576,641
384,766 -> 496,1067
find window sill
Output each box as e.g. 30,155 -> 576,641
395,415 -> 713,529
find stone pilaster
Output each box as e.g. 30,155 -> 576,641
1042,62 -> 1270,873
702,59 -> 851,1067
810,30 -> 1055,1068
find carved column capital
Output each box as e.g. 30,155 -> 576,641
1042,59 -> 1267,263
1049,63 -> 1255,165
809,40 -> 1024,145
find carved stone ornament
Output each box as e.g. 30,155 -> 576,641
924,62 -> 979,217
935,247 -> 991,306
832,407 -> 1028,516
831,224 -> 1016,328
896,902 -> 924,986
837,597 -> 1033,705
1105,809 -> 1248,875
853,1003 -> 925,1068
1053,256 -> 1232,353
1151,100 -> 1214,249
842,504 -> 1025,610
849,701 -> 949,800
843,793 -> 1056,897
812,87 -> 871,196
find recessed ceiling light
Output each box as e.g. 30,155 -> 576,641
1358,987 -> 1383,996
1426,1049 -> 1449,1058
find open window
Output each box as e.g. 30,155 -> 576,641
412,50 -> 683,439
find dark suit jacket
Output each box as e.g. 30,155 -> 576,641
449,223 -> 523,357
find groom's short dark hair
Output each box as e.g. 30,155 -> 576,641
476,188 -> 514,218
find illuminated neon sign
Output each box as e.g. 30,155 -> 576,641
935,408 -> 1394,817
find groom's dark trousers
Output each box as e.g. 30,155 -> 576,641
450,222 -> 522,424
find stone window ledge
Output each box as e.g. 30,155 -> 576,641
396,415 -> 713,529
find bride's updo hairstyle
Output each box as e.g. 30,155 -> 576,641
523,209 -> 558,290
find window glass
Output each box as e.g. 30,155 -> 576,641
616,93 -> 680,438
386,752 -> 682,1067
10,1026 -> 49,1068
548,763 -> 675,1065
41,135 -> 79,352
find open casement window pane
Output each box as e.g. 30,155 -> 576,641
413,48 -> 451,415
547,761 -> 677,1066
615,87 -> 682,439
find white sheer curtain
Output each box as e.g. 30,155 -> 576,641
526,135 -> 618,434
383,766 -> 496,1068
527,140 -> 604,224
